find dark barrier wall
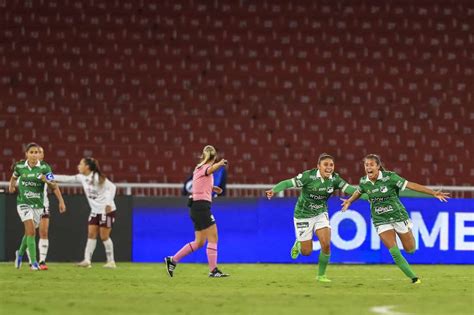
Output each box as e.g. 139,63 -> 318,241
4,194 -> 133,262
132,197 -> 474,264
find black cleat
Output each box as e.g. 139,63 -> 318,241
209,267 -> 229,278
164,256 -> 176,277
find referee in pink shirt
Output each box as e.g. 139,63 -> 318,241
165,145 -> 229,278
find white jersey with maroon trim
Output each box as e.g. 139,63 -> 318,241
55,173 -> 117,215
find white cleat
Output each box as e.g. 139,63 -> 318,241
77,260 -> 92,268
103,261 -> 117,269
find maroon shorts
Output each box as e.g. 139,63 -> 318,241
88,212 -> 116,228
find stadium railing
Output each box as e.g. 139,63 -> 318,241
0,182 -> 473,198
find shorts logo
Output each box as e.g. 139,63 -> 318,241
296,222 -> 309,228
210,215 -> 215,222
299,231 -> 305,237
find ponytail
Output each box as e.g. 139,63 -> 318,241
363,154 -> 386,171
196,145 -> 217,168
83,157 -> 106,185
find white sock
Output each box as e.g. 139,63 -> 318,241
84,238 -> 97,262
39,239 -> 49,263
103,238 -> 115,263
26,248 -> 32,264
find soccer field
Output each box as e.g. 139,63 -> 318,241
0,263 -> 472,315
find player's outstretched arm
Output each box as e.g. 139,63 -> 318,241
406,182 -> 450,202
265,179 -> 295,199
343,185 -> 369,200
341,190 -> 362,211
207,159 -> 228,175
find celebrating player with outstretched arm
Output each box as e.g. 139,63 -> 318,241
55,158 -> 117,268
266,153 -> 365,282
9,142 -> 65,271
165,145 -> 228,278
341,154 -> 449,284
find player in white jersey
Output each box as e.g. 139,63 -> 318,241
55,157 -> 117,268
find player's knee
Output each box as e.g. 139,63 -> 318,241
301,248 -> 312,256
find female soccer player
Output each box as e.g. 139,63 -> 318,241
55,157 -> 117,268
9,143 -> 62,271
265,153 -> 363,282
165,145 -> 228,278
341,154 -> 449,284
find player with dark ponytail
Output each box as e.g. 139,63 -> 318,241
341,154 -> 449,284
55,157 -> 117,268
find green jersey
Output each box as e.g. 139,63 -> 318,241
13,160 -> 53,209
293,169 -> 349,219
357,170 -> 409,226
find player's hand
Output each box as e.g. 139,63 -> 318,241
265,190 -> 274,200
434,190 -> 450,202
105,205 -> 112,214
220,159 -> 228,167
213,186 -> 223,195
59,202 -> 66,213
340,198 -> 351,212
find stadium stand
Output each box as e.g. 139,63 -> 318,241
1,1 -> 473,185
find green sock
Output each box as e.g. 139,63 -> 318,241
389,246 -> 416,279
318,252 -> 330,276
26,236 -> 37,264
18,236 -> 28,256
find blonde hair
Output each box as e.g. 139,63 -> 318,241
196,145 -> 217,168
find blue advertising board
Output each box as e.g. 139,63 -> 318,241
132,197 -> 474,264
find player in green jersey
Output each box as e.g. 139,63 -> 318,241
8,143 -> 62,271
266,153 -> 363,282
341,154 -> 449,284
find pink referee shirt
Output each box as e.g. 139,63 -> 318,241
192,163 -> 214,202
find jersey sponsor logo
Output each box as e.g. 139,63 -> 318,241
308,203 -> 324,210
381,176 -> 390,182
309,175 -> 318,180
374,205 -> 394,214
370,188 -> 380,193
370,196 -> 391,202
380,186 -> 388,193
24,191 -> 41,199
309,194 -> 327,200
27,173 -> 35,178
23,181 -> 41,187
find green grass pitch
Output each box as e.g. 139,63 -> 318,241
0,263 -> 472,315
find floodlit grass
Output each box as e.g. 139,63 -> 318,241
0,263 -> 472,315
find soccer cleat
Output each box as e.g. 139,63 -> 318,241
30,262 -> 40,271
290,240 -> 301,259
77,260 -> 92,268
103,261 -> 117,269
39,261 -> 49,271
412,277 -> 421,284
164,256 -> 176,277
317,275 -> 332,283
209,267 -> 229,278
14,250 -> 23,269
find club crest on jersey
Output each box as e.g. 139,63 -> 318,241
327,187 -> 334,193
45,173 -> 55,181
380,186 -> 388,193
